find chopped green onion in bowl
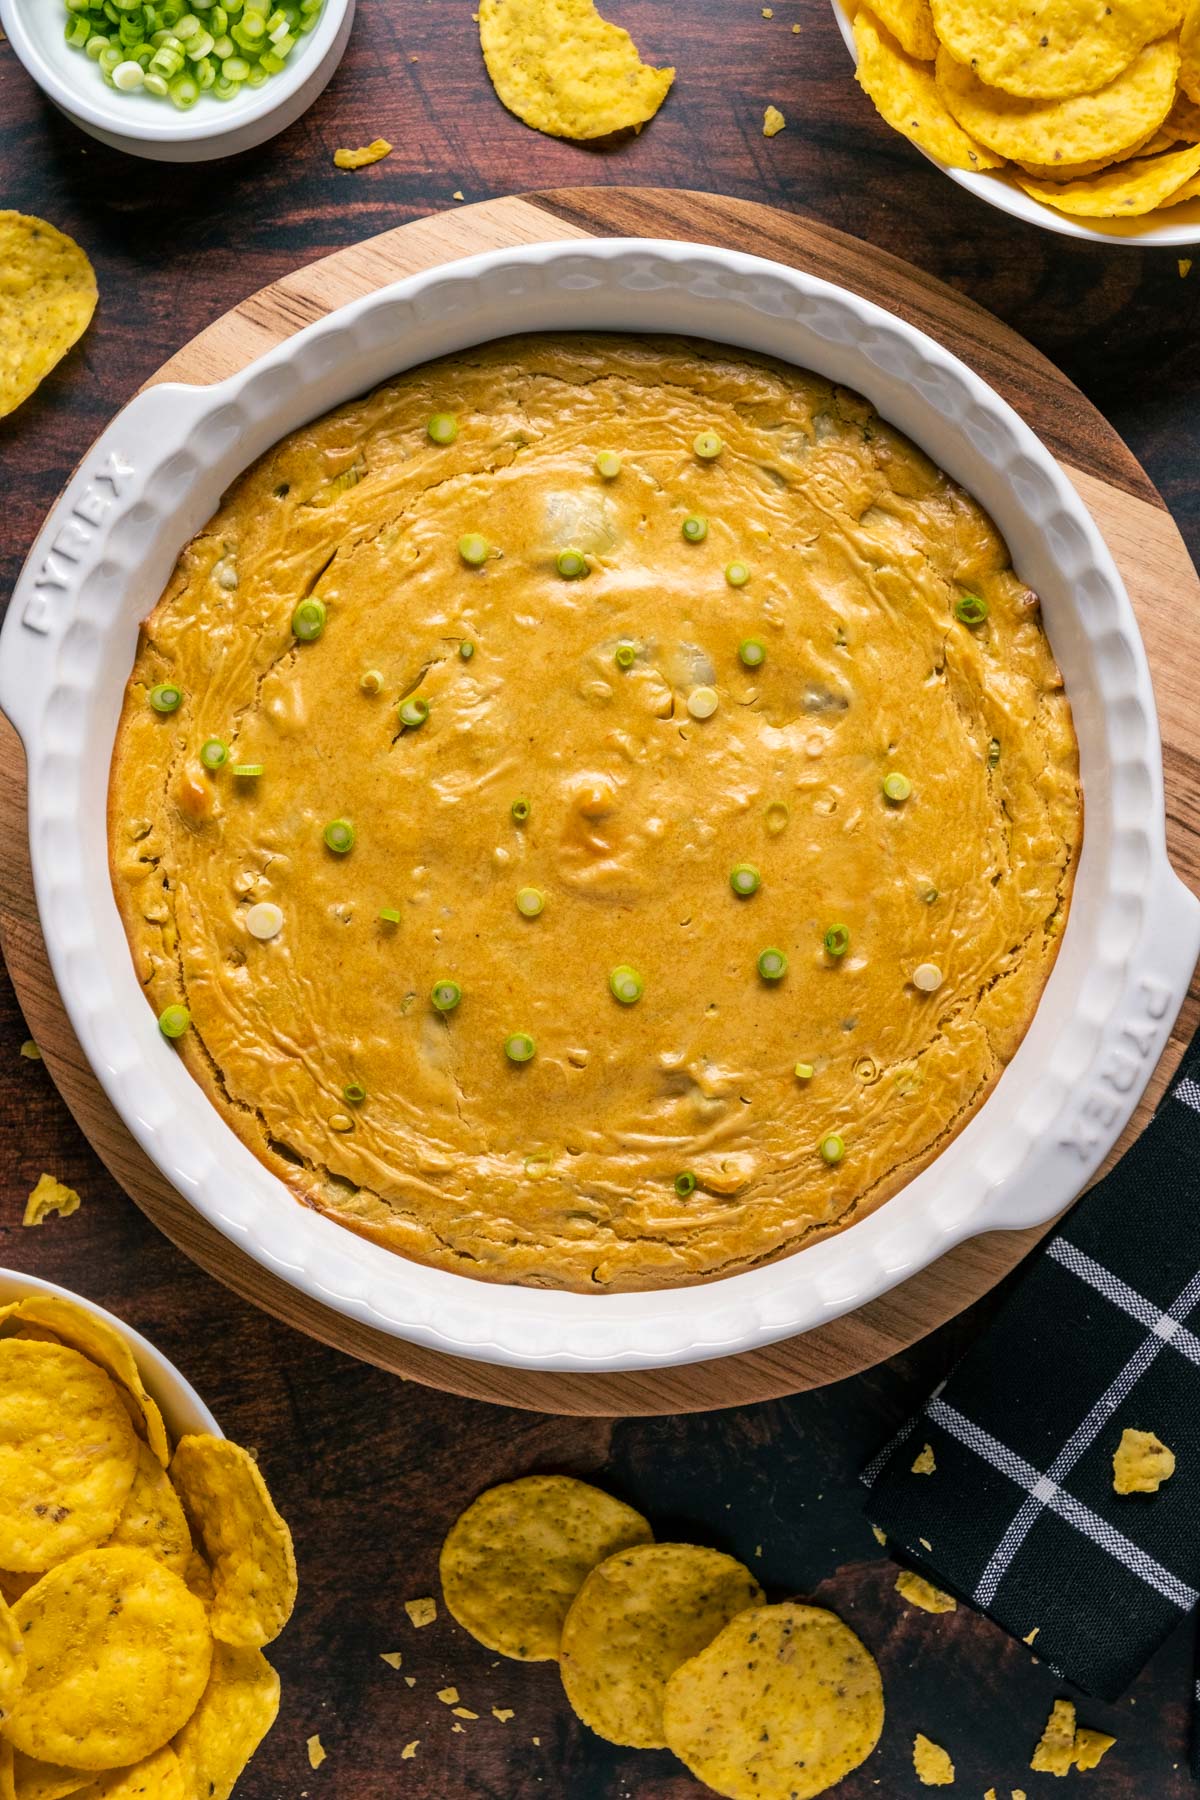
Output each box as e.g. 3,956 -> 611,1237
62,0 -> 326,106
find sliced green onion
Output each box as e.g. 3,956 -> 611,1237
359,669 -> 383,695
609,965 -> 644,1005
614,642 -> 637,670
687,686 -> 718,720
432,979 -> 462,1013
725,561 -> 750,588
556,548 -> 588,579
674,1170 -> 697,1198
988,737 -> 1001,767
427,412 -> 458,445
681,513 -> 708,544
919,885 -> 939,905
379,907 -> 402,925
882,772 -> 911,803
231,763 -> 264,777
820,1133 -> 845,1165
398,696 -> 429,730
458,533 -> 490,566
595,449 -> 622,479
955,593 -> 989,626
511,797 -> 530,824
459,641 -> 475,661
693,431 -> 723,460
757,947 -> 788,982
794,1062 -> 815,1081
157,1003 -> 191,1039
738,637 -> 766,668
149,682 -> 182,713
199,738 -> 227,770
292,597 -> 326,641
824,923 -> 850,958
504,1032 -> 536,1063
342,1082 -> 366,1104
516,887 -> 545,918
730,863 -> 760,898
323,818 -> 355,854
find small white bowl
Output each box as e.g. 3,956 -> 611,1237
0,1267 -> 219,1440
830,0 -> 1200,249
0,0 -> 354,163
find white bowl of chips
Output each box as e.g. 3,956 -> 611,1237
2,237 -> 1197,1372
831,0 -> 1200,247
0,0 -> 355,163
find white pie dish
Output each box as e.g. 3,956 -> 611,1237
830,0 -> 1200,249
0,1267 -> 220,1438
1,236 -> 1197,1373
0,0 -> 354,163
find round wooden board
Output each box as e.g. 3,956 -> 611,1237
2,188 -> 1198,1418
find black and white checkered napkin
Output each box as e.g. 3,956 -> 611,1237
863,1022 -> 1200,1759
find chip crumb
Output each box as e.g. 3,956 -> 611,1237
1023,1627 -> 1039,1645
913,1733 -> 954,1785
1113,1427 -> 1175,1494
400,1741 -> 419,1760
493,1707 -> 514,1723
532,1736 -> 541,1746
763,104 -> 786,137
919,1536 -> 933,1551
437,1686 -> 460,1706
452,190 -> 465,201
761,6 -> 772,14
1013,1791 -> 1027,1799
912,1443 -> 937,1475
307,1735 -> 326,1770
791,20 -> 800,29
986,1791 -> 997,1799
19,1040 -> 41,1060
871,1524 -> 887,1546
453,1707 -> 479,1720
1032,1700 -> 1076,1775
1073,1727 -> 1115,1771
23,1171 -> 81,1227
451,1722 -> 466,1734
404,1676 -> 416,1688
333,138 -> 393,170
896,1570 -> 957,1614
380,1651 -> 403,1669
405,1596 -> 437,1628
1180,259 -> 1193,278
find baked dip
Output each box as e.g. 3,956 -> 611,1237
109,335 -> 1082,1291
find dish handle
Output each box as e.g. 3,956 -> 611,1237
0,382 -> 211,749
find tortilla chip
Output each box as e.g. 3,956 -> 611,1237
3,1298 -> 169,1470
71,1749 -> 184,1800
1017,127 -> 1162,181
560,1544 -> 764,1749
22,1177 -> 81,1229
439,1475 -> 653,1662
1112,1426 -> 1176,1492
1183,0 -> 1200,105
863,0 -> 937,59
172,1643 -> 280,1800
0,214 -> 97,419
929,0 -> 1183,100
937,37 -> 1179,167
895,1570 -> 957,1613
478,0 -> 674,140
914,1733 -> 955,1785
0,1592 -> 25,1722
1162,174 -> 1200,203
1016,140 -> 1200,213
854,12 -> 1004,172
0,1341 -> 138,1572
662,1602 -> 884,1800
1031,1699 -> 1076,1775
305,1737 -> 325,1770
105,1445 -> 191,1578
5,1549 -> 211,1770
169,1437 -> 296,1648
11,1756 -> 93,1800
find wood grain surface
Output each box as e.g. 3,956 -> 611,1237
2,3 -> 1200,1795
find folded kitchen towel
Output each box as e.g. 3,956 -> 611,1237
864,1022 -> 1200,1738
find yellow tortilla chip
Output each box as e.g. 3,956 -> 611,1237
403,1596 -> 436,1628
71,1749 -> 184,1800
0,1592 -> 25,1722
478,0 -> 674,140
2,1298 -> 169,1470
762,105 -> 786,137
929,0 -> 1183,100
914,1733 -> 955,1785
19,1044 -> 41,1062
0,214 -> 97,420
5,1548 -> 211,1770
22,1177 -> 81,1229
1017,127 -> 1162,181
854,12 -> 1004,172
560,1544 -> 764,1749
1073,1726 -> 1115,1770
333,139 -> 392,169
1112,1426 -> 1176,1492
865,0 -> 937,60
0,1341 -> 138,1573
1164,89 -> 1200,139
182,1552 -> 213,1610
1183,0 -> 1200,105
172,1642 -> 280,1800
662,1602 -> 884,1800
439,1475 -> 653,1662
105,1445 -> 191,1578
1016,140 -> 1200,214
169,1437 -> 296,1648
911,1443 -> 936,1474
305,1737 -> 325,1771
937,38 -> 1179,167
1162,174 -> 1200,203
1031,1699 -> 1076,1775
11,1755 -> 93,1800
895,1570 -> 957,1613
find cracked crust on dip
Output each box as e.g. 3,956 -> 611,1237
108,334 -> 1081,1292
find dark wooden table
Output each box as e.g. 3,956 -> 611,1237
2,4 -> 1199,1795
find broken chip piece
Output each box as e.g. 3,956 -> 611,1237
478,0 -> 674,140
911,1443 -> 937,1475
895,1570 -> 956,1614
913,1733 -> 955,1786
22,1176 -> 81,1229
762,105 -> 786,136
1031,1698 -> 1076,1776
0,213 -> 97,419
333,139 -> 393,169
403,1597 -> 437,1629
1112,1427 -> 1176,1493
